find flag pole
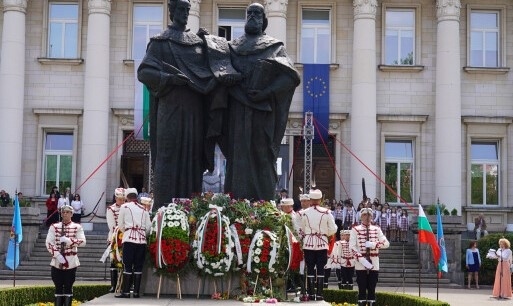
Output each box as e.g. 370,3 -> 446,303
13,233 -> 16,287
436,200 -> 440,300
418,198 -> 421,297
418,235 -> 421,297
13,190 -> 18,287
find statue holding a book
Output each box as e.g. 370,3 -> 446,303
217,3 -> 300,201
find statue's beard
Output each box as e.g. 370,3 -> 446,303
245,18 -> 262,35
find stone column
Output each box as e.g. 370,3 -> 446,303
188,0 -> 201,34
435,0 -> 461,213
79,0 -> 111,213
350,0 -> 377,201
0,0 -> 28,193
264,0 -> 288,45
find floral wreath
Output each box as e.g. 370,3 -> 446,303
284,226 -> 303,271
148,203 -> 190,275
110,227 -> 123,268
246,229 -> 280,278
193,204 -> 234,276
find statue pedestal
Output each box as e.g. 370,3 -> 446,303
140,264 -> 242,297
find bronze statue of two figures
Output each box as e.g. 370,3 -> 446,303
137,2 -> 300,206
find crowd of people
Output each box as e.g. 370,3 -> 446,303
45,186 -> 84,226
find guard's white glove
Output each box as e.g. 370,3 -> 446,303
60,236 -> 72,246
55,254 -> 66,264
365,241 -> 376,249
358,257 -> 374,270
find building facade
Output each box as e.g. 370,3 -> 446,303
0,0 -> 512,230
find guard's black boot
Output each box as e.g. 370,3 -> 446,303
316,276 -> 324,301
63,295 -> 72,306
307,276 -> 316,300
115,273 -> 131,298
358,301 -> 367,306
367,300 -> 375,306
338,281 -> 343,289
54,295 -> 63,306
347,283 -> 354,290
109,269 -> 118,293
133,273 -> 142,298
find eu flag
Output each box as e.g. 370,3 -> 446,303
436,203 -> 448,275
303,64 -> 330,142
6,194 -> 22,270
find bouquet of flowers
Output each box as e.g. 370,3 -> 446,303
193,202 -> 234,276
148,203 -> 191,275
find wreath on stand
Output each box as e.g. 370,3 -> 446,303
193,203 -> 234,275
148,203 -> 191,298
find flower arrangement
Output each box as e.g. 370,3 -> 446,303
192,201 -> 234,276
148,203 -> 190,275
109,228 -> 123,269
247,230 -> 280,278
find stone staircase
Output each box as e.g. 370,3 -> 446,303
0,229 -> 111,281
326,240 -> 454,288
0,229 -> 456,287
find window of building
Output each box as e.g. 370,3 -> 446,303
218,7 -> 245,40
384,140 -> 414,204
132,4 -> 164,61
470,141 -> 499,205
384,9 -> 415,65
300,8 -> 331,64
469,10 -> 500,67
43,132 -> 73,195
47,2 -> 79,58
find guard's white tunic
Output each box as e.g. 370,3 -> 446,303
349,223 -> 389,270
300,205 -> 338,250
46,221 -> 86,269
118,201 -> 151,244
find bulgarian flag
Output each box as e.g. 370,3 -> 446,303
134,60 -> 150,140
418,204 -> 441,267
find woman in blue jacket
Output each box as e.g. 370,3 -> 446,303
466,241 -> 481,289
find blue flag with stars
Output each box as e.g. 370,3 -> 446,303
436,203 -> 448,276
6,194 -> 22,270
303,64 -> 330,143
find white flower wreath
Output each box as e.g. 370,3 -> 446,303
246,229 -> 280,276
192,204 -> 234,276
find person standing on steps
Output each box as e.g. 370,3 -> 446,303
349,208 -> 389,306
115,188 -> 151,299
46,204 -> 86,306
105,187 -> 125,293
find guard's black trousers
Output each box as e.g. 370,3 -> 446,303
122,242 -> 146,273
304,249 -> 328,276
342,266 -> 355,284
356,270 -> 378,301
51,266 -> 76,294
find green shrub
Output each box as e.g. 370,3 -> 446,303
324,289 -> 450,306
450,209 -> 457,216
0,284 -> 109,306
462,233 -> 513,285
425,204 -> 447,216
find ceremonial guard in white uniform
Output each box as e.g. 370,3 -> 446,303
116,188 -> 151,298
297,193 -> 310,300
349,208 -> 389,306
299,189 -> 337,301
46,204 -> 86,306
105,187 -> 125,292
280,198 -> 302,293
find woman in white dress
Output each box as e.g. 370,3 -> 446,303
70,194 -> 84,223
